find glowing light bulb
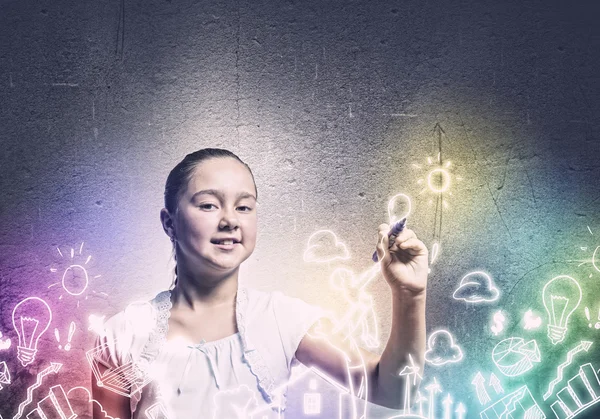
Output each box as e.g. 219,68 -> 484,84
387,193 -> 412,225
12,297 -> 53,366
372,193 -> 412,262
542,275 -> 582,345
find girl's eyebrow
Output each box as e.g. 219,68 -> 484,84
191,189 -> 257,201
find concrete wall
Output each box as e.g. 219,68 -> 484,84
1,0 -> 599,417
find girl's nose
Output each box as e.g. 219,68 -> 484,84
218,209 -> 240,230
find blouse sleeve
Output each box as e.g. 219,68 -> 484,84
91,311 -> 136,372
271,291 -> 328,370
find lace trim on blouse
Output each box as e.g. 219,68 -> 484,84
129,286 -> 277,413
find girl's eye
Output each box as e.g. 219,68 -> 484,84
199,204 -> 217,210
238,206 -> 253,212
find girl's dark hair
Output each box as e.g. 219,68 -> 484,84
164,148 -> 257,284
164,148 -> 257,215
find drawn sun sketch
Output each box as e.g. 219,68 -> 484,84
577,226 -> 599,278
48,242 -> 105,307
413,153 -> 462,208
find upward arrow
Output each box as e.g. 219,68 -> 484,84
455,402 -> 467,419
489,373 -> 504,394
471,372 -> 485,386
471,372 -> 491,405
442,394 -> 453,419
13,363 -> 63,419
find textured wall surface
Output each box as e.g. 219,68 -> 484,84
1,0 -> 599,417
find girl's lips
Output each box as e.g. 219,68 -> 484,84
213,242 -> 239,250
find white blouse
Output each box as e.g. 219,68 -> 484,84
93,286 -> 328,418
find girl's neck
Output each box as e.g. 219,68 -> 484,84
172,267 -> 239,310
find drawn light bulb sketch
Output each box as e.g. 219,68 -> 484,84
387,193 -> 412,225
372,193 -> 412,262
542,275 -> 582,345
12,297 -> 53,367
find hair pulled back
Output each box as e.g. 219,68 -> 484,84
164,148 -> 257,284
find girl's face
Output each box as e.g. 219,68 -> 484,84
173,157 -> 258,276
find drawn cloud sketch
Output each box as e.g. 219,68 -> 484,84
67,386 -> 116,419
453,271 -> 500,303
303,230 -> 350,263
424,330 -> 463,366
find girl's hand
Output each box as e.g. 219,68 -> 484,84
375,224 -> 429,297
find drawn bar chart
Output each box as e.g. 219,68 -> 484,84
550,363 -> 600,419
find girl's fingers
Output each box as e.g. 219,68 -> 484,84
394,228 -> 417,243
396,237 -> 428,256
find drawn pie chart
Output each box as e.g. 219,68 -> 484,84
492,337 -> 541,377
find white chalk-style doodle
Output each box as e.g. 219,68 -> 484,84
13,362 -> 62,419
430,242 -> 440,265
399,354 -> 422,414
452,271 -> 500,303
472,372 -> 491,405
424,330 -> 463,366
523,309 -> 543,330
26,384 -> 76,419
489,373 -> 504,395
549,362 -> 600,419
55,321 -> 76,351
87,340 -> 151,398
145,401 -> 170,419
0,361 -> 10,390
67,386 -> 116,419
0,331 -> 11,351
479,385 -> 545,419
212,385 -> 258,419
301,379 -> 321,415
329,266 -> 380,348
490,310 -> 506,336
442,393 -> 453,419
415,391 -> 427,417
303,230 -> 351,263
425,377 -> 442,419
12,297 -> 53,367
542,275 -> 582,345
492,337 -> 540,377
584,307 -> 600,329
48,242 -> 102,306
294,327 -> 367,419
543,340 -> 593,401
268,364 -> 352,419
455,402 -> 466,419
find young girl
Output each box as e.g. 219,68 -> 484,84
91,148 -> 428,418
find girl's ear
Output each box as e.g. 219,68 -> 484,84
160,208 -> 176,239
